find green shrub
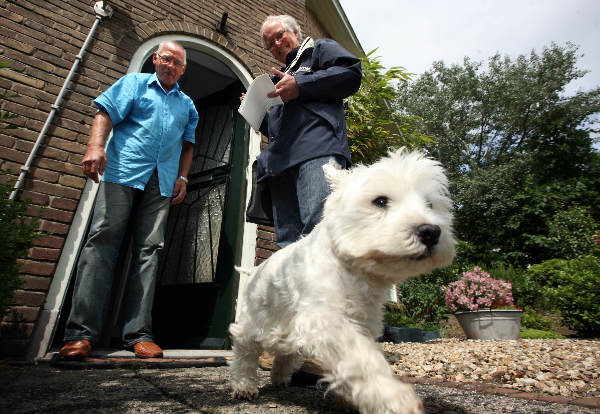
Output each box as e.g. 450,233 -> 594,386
521,308 -> 554,331
520,328 -> 565,339
489,265 -> 552,310
0,172 -> 43,318
396,264 -> 465,326
527,255 -> 600,336
383,310 -> 439,331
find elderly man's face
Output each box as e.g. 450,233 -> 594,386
263,21 -> 300,64
152,42 -> 186,92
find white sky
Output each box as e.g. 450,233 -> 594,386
338,0 -> 600,95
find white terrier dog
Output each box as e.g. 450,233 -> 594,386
230,148 -> 456,414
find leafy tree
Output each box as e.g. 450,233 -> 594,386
345,50 -> 431,164
396,43 -> 600,266
396,42 -> 600,182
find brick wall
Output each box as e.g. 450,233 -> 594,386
0,0 -> 334,357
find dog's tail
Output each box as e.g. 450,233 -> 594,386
234,265 -> 253,276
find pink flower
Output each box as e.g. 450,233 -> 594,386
441,267 -> 515,312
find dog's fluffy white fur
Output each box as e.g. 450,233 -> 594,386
230,148 -> 456,414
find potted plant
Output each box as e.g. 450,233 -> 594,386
441,267 -> 522,340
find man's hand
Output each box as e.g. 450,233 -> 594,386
82,145 -> 107,183
82,110 -> 112,183
171,178 -> 187,205
268,68 -> 299,102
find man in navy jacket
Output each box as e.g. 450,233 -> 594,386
257,14 -> 362,248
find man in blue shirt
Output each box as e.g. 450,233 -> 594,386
59,40 -> 199,360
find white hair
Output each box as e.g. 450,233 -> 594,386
260,14 -> 303,49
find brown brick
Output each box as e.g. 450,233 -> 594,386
256,248 -> 274,260
24,203 -> 45,217
50,196 -> 78,211
2,126 -> 38,142
35,158 -> 82,176
33,234 -> 64,249
27,179 -> 80,199
0,159 -> 21,174
0,134 -> 17,148
18,190 -> 50,205
257,229 -> 276,241
0,69 -> 45,89
28,247 -> 60,261
46,137 -> 86,153
40,219 -> 69,235
3,305 -> 40,323
256,238 -> 278,250
69,153 -> 83,165
11,290 -> 46,307
19,260 -> 55,276
58,174 -> 85,189
30,167 -> 60,183
41,206 -> 74,223
0,322 -> 33,342
37,145 -> 70,162
0,147 -> 29,164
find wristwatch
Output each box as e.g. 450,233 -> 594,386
178,176 -> 188,184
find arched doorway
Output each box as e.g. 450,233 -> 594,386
48,35 -> 256,352
145,49 -> 246,349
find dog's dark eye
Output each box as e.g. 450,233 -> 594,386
372,196 -> 389,208
425,201 -> 433,209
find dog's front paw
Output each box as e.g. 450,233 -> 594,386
232,387 -> 259,400
394,398 -> 423,414
384,381 -> 424,414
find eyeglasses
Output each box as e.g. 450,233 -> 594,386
266,30 -> 285,50
156,53 -> 185,68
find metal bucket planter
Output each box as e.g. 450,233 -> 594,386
454,309 -> 522,340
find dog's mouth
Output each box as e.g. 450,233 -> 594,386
409,249 -> 433,261
361,248 -> 433,263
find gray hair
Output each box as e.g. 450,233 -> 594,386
260,15 -> 303,49
156,40 -> 187,64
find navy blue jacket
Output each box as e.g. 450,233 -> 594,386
257,38 -> 362,181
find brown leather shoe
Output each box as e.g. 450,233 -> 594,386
133,341 -> 163,358
59,340 -> 92,360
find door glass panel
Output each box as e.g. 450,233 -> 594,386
157,105 -> 235,285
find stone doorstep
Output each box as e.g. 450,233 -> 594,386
45,349 -> 232,369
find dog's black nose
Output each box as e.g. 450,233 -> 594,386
417,224 -> 441,249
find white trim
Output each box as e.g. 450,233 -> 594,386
28,35 -> 259,360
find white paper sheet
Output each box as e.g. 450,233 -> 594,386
238,74 -> 283,131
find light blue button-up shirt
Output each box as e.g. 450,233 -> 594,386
94,72 -> 199,197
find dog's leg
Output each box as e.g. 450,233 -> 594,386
299,314 -> 424,414
271,353 -> 304,387
229,325 -> 263,400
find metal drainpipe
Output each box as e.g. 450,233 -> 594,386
9,1 -> 113,200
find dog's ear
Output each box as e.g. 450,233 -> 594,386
323,161 -> 348,189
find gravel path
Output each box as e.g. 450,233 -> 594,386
383,338 -> 599,399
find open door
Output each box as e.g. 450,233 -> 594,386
152,92 -> 247,349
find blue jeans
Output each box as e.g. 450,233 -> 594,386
268,155 -> 346,248
64,170 -> 170,347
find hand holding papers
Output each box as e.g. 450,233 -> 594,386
238,74 -> 283,131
